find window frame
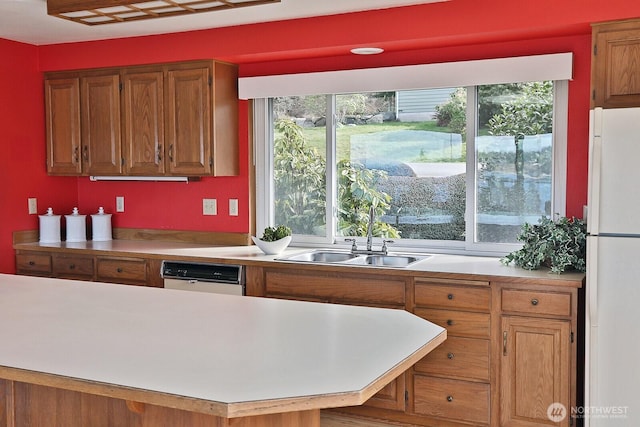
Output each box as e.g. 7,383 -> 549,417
253,76 -> 568,256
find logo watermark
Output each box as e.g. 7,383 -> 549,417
547,403 -> 567,422
547,403 -> 629,422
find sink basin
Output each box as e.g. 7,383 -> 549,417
361,254 -> 428,267
279,251 -> 359,263
278,250 -> 429,267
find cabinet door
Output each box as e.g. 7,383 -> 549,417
165,66 -> 212,176
500,316 -> 571,427
45,78 -> 82,175
81,74 -> 122,175
592,20 -> 640,108
122,70 -> 164,175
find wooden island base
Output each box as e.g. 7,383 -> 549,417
1,379 -> 320,427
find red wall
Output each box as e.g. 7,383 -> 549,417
6,0 -> 638,272
0,39 -> 78,273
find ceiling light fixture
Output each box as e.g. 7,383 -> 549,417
350,47 -> 384,55
46,0 -> 281,26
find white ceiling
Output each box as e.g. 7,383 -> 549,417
1,0 -> 445,46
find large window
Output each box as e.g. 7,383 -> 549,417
251,58 -> 569,255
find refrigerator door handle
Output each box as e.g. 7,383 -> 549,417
587,108 -> 603,236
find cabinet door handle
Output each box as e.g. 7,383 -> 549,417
503,331 -> 508,356
28,261 -> 35,266
83,146 -> 88,161
169,144 -> 174,162
116,267 -> 123,273
447,395 -> 454,402
446,319 -> 454,326
447,352 -> 455,359
74,146 -> 79,163
447,293 -> 454,300
69,264 -> 75,270
531,298 -> 539,306
157,144 -> 162,162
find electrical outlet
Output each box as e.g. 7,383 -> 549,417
229,199 -> 238,216
203,199 -> 217,215
28,198 -> 37,215
116,196 -> 125,213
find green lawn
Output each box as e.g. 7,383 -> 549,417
290,121 -> 463,161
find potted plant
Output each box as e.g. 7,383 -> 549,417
252,225 -> 292,255
501,216 -> 587,274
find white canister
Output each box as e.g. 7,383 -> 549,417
39,207 -> 61,244
65,207 -> 87,242
91,207 -> 112,241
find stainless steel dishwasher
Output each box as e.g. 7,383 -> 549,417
161,261 -> 245,295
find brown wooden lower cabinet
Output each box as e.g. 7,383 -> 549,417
15,249 -> 163,288
500,316 -> 572,427
52,253 -> 94,280
12,256 -> 583,427
252,269 -> 582,427
258,267 -> 408,412
413,375 -> 491,425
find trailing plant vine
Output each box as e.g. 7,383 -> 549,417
501,216 -> 587,274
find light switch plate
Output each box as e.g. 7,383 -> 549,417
229,199 -> 238,216
116,196 -> 125,213
28,198 -> 37,215
203,199 -> 217,215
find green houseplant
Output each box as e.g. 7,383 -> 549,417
501,216 -> 587,274
252,225 -> 292,255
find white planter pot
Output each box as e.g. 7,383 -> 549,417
251,235 -> 292,255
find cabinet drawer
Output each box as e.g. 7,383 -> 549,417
414,336 -> 490,381
265,270 -> 405,307
97,257 -> 147,284
413,375 -> 490,424
502,288 -> 572,317
415,282 -> 490,312
415,308 -> 490,338
16,253 -> 52,275
52,254 -> 94,278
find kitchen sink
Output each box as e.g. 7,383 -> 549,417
277,250 -> 429,268
360,254 -> 427,267
279,250 -> 359,263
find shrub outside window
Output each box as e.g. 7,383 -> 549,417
261,81 -> 567,255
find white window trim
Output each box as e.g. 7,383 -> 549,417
252,56 -> 571,255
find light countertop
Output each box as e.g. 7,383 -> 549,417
0,273 -> 445,418
16,239 -> 586,285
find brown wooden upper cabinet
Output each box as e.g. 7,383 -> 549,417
44,78 -> 81,175
45,60 -> 239,177
592,19 -> 640,108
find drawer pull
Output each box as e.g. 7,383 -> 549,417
446,319 -> 454,326
117,267 -> 123,273
531,298 -> 539,306
447,395 -> 454,402
69,264 -> 75,269
447,352 -> 455,359
447,293 -> 454,300
29,261 -> 35,266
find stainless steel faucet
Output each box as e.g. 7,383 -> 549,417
345,205 -> 393,255
366,205 -> 374,251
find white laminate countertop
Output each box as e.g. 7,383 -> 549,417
0,273 -> 445,417
19,239 -> 586,284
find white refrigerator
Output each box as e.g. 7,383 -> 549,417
586,107 -> 640,426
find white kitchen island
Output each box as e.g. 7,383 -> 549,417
0,273 -> 445,427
